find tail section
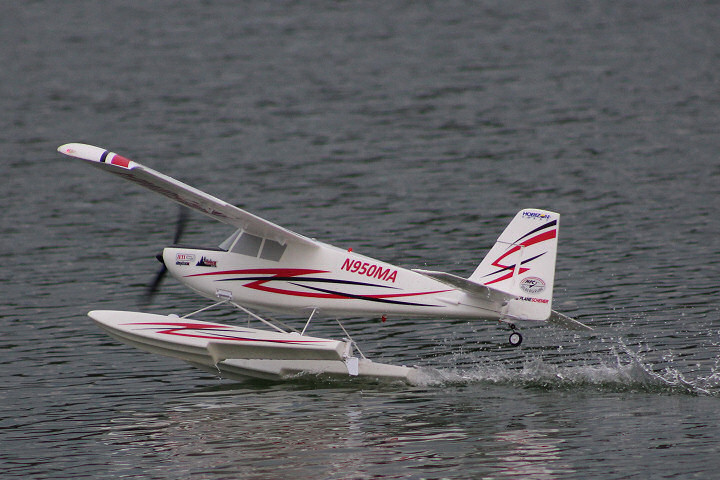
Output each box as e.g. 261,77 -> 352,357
470,209 -> 559,321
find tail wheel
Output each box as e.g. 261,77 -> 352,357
508,331 -> 523,347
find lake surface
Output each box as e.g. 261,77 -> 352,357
2,1 -> 720,478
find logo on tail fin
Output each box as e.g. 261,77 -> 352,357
520,277 -> 546,293
522,211 -> 552,221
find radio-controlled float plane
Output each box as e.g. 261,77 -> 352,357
58,143 -> 591,383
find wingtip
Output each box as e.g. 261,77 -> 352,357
57,142 -> 107,162
57,143 -> 78,155
58,143 -> 136,169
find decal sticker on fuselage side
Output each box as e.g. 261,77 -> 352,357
184,268 -> 448,307
196,256 -> 217,267
341,258 -> 398,283
176,253 -> 196,266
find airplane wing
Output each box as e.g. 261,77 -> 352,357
58,143 -> 318,248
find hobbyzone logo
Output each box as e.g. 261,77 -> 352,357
196,256 -> 217,268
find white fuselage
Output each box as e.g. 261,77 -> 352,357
164,239 -> 504,321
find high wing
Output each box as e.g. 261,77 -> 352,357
57,143 -> 318,248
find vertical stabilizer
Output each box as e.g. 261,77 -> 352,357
470,209 -> 559,321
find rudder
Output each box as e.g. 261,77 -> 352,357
469,209 -> 560,321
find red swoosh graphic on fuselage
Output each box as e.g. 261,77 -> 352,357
185,268 -> 451,303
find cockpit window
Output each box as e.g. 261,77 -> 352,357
232,233 -> 263,256
259,239 -> 287,261
224,231 -> 287,261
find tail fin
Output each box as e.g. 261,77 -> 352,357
469,209 -> 559,321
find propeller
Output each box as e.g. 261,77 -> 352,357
140,207 -> 189,307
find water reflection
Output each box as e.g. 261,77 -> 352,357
97,387 -> 532,478
101,390 -> 396,478
491,428 -> 574,479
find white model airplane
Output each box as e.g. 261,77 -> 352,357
59,143 -> 591,383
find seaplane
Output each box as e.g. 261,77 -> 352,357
58,143 -> 591,383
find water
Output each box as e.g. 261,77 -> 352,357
2,1 -> 720,478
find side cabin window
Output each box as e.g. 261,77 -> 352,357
232,233 -> 263,256
259,239 -> 286,261
223,230 -> 287,262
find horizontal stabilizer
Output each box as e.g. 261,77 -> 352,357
413,269 -> 516,306
414,270 -> 591,331
547,310 -> 593,331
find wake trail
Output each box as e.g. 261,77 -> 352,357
410,341 -> 720,396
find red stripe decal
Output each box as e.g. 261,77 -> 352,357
186,268 -> 449,303
110,155 -> 131,168
186,268 -> 328,278
484,229 -> 556,285
125,322 -> 332,344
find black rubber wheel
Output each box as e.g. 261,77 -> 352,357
508,331 -> 523,347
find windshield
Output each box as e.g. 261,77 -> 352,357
219,229 -> 242,251
219,229 -> 287,262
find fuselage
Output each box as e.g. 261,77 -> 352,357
163,237 -> 504,321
